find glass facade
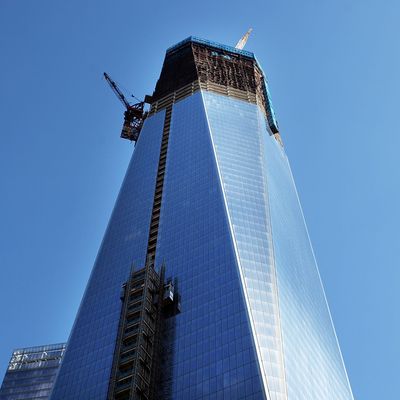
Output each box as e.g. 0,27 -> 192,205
203,92 -> 286,400
202,91 -> 354,400
155,92 -> 265,399
50,111 -> 166,399
0,343 -> 65,400
48,37 -> 354,400
262,112 -> 354,400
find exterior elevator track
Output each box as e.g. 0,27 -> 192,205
146,105 -> 172,265
108,105 -> 178,400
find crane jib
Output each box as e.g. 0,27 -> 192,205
103,72 -> 147,142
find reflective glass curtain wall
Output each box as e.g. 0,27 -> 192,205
202,91 -> 354,400
154,92 -> 266,400
49,37 -> 354,400
50,111 -> 166,399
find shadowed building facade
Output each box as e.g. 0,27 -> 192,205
50,37 -> 354,400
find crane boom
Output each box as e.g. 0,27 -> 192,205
103,72 -> 131,109
103,72 -> 147,142
235,28 -> 253,50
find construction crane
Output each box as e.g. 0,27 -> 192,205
103,72 -> 147,142
235,28 -> 253,50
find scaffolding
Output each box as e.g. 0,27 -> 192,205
151,38 -> 280,138
107,263 -> 180,400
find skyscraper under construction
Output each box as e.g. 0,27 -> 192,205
50,36 -> 354,400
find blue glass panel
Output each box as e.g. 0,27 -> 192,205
155,92 -> 265,400
50,111 -> 166,399
262,116 -> 354,400
203,91 -> 353,400
203,92 -> 287,400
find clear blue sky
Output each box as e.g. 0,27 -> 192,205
0,1 -> 398,398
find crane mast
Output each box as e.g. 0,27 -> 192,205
103,72 -> 147,142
